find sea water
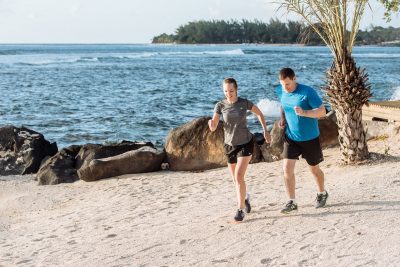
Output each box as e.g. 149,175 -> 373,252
0,44 -> 399,148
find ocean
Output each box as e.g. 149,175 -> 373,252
1,44 -> 399,149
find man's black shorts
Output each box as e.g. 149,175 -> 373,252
283,135 -> 324,166
224,138 -> 254,164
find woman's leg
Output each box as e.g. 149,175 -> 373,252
227,163 -> 236,181
234,156 -> 252,209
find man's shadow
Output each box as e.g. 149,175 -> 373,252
244,200 -> 400,223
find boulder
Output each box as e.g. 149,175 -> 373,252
268,121 -> 286,160
0,126 -> 58,175
78,146 -> 165,182
75,141 -> 153,171
165,117 -> 266,171
75,141 -> 164,182
165,117 -> 225,171
36,145 -> 82,185
319,111 -> 339,147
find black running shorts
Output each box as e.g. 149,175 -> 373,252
283,135 -> 324,166
224,138 -> 254,164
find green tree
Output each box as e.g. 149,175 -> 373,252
379,0 -> 400,21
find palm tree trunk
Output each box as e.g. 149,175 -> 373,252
335,106 -> 369,163
324,48 -> 372,164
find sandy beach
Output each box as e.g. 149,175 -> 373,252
1,134 -> 400,266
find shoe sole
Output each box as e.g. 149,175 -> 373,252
280,209 -> 298,214
315,194 -> 329,208
315,198 -> 328,209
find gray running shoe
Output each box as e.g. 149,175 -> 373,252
234,209 -> 245,221
245,195 -> 251,213
315,191 -> 329,208
280,200 -> 298,214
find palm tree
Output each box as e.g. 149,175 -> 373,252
280,0 -> 373,164
380,0 -> 400,20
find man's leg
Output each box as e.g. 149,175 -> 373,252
283,159 -> 297,199
281,159 -> 298,213
309,164 -> 328,208
309,164 -> 324,192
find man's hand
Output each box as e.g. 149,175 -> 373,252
294,106 -> 306,116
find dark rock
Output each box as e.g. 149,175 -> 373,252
0,126 -> 58,175
75,141 -> 153,171
36,145 -> 82,185
165,116 -> 226,171
319,111 -> 339,147
268,121 -> 285,160
165,117 -> 266,171
77,146 -> 165,182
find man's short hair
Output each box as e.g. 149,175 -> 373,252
279,68 -> 296,80
223,77 -> 238,89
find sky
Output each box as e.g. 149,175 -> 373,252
0,0 -> 398,43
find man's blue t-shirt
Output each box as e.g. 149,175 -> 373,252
276,83 -> 323,142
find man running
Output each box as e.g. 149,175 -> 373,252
276,68 -> 328,213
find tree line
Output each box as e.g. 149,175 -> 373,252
152,19 -> 400,45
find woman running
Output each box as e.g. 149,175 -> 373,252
208,77 -> 271,222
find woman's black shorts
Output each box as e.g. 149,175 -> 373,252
224,138 -> 254,164
283,135 -> 324,166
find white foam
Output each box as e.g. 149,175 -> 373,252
160,49 -> 245,56
79,57 -> 99,62
20,57 -> 81,65
353,53 -> 400,58
390,87 -> 400,100
119,52 -> 158,59
0,54 -> 99,65
256,98 -> 281,118
203,49 -> 245,55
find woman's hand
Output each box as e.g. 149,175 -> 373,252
264,130 -> 271,144
208,119 -> 215,131
208,113 -> 220,132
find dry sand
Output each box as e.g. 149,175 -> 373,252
1,135 -> 400,266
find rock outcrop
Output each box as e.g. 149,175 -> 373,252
0,126 -> 58,175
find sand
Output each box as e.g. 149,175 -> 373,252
1,134 -> 400,266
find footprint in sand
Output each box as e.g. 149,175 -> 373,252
16,259 -> 32,264
260,258 -> 272,264
106,234 -> 117,238
298,259 -> 309,266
